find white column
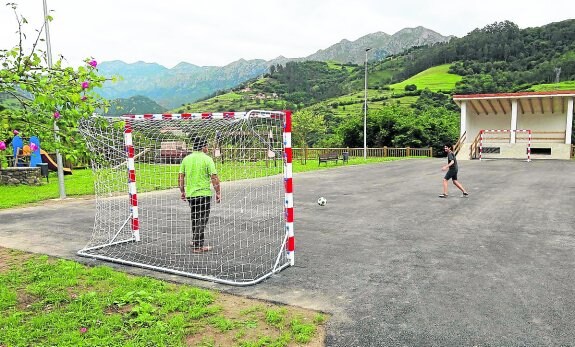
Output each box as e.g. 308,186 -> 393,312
511,99 -> 518,143
460,101 -> 467,139
565,97 -> 574,144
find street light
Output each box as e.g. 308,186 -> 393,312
43,0 -> 66,198
364,48 -> 371,160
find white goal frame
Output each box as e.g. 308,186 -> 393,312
479,129 -> 532,162
77,110 -> 294,286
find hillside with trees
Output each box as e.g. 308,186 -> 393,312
177,19 -> 575,155
390,20 -> 575,93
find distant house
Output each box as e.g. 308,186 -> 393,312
453,91 -> 575,160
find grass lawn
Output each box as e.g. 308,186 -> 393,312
0,247 -> 326,347
528,81 -> 575,91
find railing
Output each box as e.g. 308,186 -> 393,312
292,147 -> 433,160
469,132 -> 482,159
453,131 -> 466,156
517,131 -> 565,142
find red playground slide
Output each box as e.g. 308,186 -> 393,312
40,150 -> 72,175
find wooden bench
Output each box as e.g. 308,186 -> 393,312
318,152 -> 339,165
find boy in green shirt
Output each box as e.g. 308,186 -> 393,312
178,137 -> 221,253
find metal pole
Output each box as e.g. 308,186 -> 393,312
43,0 -> 66,198
363,48 -> 371,160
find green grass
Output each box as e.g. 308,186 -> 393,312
0,169 -> 95,209
0,156 -> 419,209
0,248 -> 326,347
528,81 -> 575,91
389,64 -> 462,92
312,89 -> 418,118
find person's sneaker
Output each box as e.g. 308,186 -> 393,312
462,192 -> 469,197
438,194 -> 448,198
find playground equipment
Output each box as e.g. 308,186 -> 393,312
9,134 -> 72,177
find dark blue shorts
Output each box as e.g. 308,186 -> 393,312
444,170 -> 458,181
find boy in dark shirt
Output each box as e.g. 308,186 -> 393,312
439,144 -> 469,198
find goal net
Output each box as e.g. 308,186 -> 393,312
77,110 -> 294,286
479,129 -> 532,161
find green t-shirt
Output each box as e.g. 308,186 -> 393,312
179,151 -> 217,197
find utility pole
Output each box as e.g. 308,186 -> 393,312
363,48 -> 371,160
43,0 -> 66,198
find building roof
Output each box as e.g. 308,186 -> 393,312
452,90 -> 575,115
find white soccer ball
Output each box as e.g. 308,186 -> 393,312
317,197 -> 327,206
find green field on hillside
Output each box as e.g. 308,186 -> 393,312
389,64 -> 462,92
172,92 -> 287,113
529,81 -> 575,91
169,63 -> 464,114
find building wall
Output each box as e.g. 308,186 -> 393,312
518,112 -> 566,132
466,113 -> 511,141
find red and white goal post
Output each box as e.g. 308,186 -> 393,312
479,129 -> 531,162
77,110 -> 294,286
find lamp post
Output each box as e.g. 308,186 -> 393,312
363,48 -> 371,160
43,0 -> 66,198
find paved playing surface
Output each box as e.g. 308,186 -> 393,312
1,158 -> 574,346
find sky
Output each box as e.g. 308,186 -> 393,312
1,1 -> 573,69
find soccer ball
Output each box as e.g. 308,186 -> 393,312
317,197 -> 327,206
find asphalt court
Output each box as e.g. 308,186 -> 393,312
1,158 -> 574,346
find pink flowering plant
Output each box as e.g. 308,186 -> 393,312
0,3 -> 112,164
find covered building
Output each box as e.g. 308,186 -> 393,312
453,91 -> 575,160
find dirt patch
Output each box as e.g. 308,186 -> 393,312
16,289 -> 39,310
184,292 -> 326,347
104,304 -> 133,315
0,247 -> 34,273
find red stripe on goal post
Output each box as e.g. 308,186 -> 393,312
285,177 -> 293,193
130,193 -> 138,207
287,237 -> 295,253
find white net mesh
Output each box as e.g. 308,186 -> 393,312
77,111 -> 290,285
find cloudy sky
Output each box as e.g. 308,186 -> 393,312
1,1 -> 572,68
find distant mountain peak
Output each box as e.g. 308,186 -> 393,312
97,25 -> 453,108
305,26 -> 452,64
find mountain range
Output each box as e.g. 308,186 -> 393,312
97,26 -> 453,111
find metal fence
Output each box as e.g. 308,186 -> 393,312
292,147 -> 433,160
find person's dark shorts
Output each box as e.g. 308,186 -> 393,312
444,170 -> 458,181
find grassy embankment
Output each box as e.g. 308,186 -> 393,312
0,247 -> 326,346
311,63 -> 462,117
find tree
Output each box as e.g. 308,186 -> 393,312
0,3 -> 109,166
292,109 -> 325,163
